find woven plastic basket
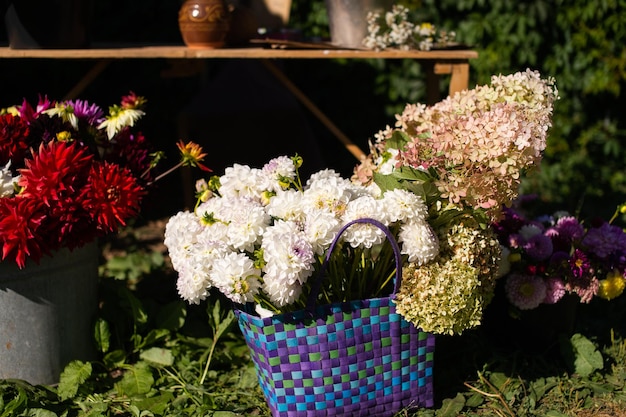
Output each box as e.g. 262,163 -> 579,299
236,219 -> 435,416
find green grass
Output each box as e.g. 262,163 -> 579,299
2,221 -> 626,416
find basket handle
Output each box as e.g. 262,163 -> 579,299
305,218 -> 403,313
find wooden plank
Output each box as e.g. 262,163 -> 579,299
0,45 -> 479,60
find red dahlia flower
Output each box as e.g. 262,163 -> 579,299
82,161 -> 145,234
0,196 -> 48,268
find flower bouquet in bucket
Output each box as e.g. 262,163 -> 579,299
0,92 -> 209,384
164,69 -> 558,416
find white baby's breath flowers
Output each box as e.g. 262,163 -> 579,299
363,4 -> 455,51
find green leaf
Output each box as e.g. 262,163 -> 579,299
140,348 -> 174,368
103,349 -> 128,369
0,384 -> 28,417
133,392 -> 175,415
437,393 -> 465,417
26,409 -> 58,417
58,361 -> 92,401
373,171 -> 404,193
155,300 -> 187,331
115,362 -> 154,397
464,392 -> 484,408
385,130 -> 408,150
118,287 -> 148,327
209,300 -> 235,340
571,333 -> 603,377
93,318 -> 111,354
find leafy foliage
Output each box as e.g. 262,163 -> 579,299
3,223 -> 626,416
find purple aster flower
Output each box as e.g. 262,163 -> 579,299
67,99 -> 104,125
523,233 -> 553,261
543,277 -> 566,304
583,222 -> 626,259
505,273 -> 547,310
554,216 -> 585,242
544,227 -> 571,253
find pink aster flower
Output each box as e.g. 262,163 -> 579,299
505,273 -> 547,310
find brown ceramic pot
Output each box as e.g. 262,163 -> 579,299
178,0 -> 230,49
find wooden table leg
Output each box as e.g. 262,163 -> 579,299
62,59 -> 111,101
433,60 -> 470,97
425,60 -> 470,104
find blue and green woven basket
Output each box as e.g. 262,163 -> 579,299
236,219 -> 435,416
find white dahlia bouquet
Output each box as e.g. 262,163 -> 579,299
164,155 -> 437,316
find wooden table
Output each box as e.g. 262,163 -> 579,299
0,44 -> 478,159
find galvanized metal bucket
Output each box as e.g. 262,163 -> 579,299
0,242 -> 99,385
325,0 -> 393,48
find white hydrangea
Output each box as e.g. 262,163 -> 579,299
0,161 -> 17,197
398,218 -> 439,265
210,252 -> 262,304
341,195 -> 387,248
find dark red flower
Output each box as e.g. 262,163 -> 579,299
0,196 -> 48,267
82,161 -> 145,233
106,129 -> 153,182
0,113 -> 31,166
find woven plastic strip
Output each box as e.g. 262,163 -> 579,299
236,219 -> 435,416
